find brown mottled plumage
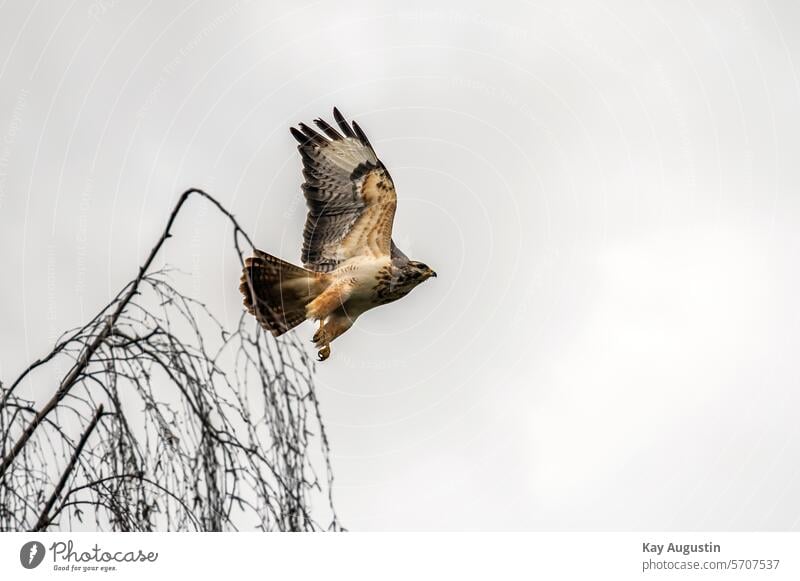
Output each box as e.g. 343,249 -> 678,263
240,108 -> 436,361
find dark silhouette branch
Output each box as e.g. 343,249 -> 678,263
0,325 -> 112,478
0,189 -> 251,479
0,188 -> 340,532
33,404 -> 104,531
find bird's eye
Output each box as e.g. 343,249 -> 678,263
417,263 -> 428,270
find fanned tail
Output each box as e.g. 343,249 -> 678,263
239,249 -> 329,336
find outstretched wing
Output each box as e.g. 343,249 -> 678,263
291,108 -> 406,272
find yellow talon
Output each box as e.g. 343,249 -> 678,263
317,345 -> 331,361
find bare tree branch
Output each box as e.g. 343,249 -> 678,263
0,188 -> 340,532
33,404 -> 104,531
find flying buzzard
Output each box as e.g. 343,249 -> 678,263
239,108 -> 436,361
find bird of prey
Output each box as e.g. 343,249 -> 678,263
239,108 -> 437,361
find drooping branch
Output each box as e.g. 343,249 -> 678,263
0,189 -> 250,478
33,404 -> 104,531
0,188 -> 340,532
0,189 -> 253,411
0,326 -> 112,478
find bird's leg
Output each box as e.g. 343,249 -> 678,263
306,278 -> 356,363
305,279 -> 354,321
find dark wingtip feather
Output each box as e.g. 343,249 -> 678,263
351,120 -> 373,149
298,122 -> 327,146
290,126 -> 308,145
314,117 -> 343,141
332,107 -> 355,138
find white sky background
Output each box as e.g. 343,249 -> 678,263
1,0 -> 800,530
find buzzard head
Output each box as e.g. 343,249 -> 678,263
378,259 -> 437,304
405,261 -> 437,284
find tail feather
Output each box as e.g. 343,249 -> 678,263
239,249 -> 328,336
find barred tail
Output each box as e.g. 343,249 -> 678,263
239,249 -> 329,336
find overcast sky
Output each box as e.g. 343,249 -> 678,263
2,0 -> 800,530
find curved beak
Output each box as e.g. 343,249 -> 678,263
430,270 -> 437,278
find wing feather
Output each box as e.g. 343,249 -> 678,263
313,117 -> 343,140
333,106 -> 356,138
292,108 -> 406,272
